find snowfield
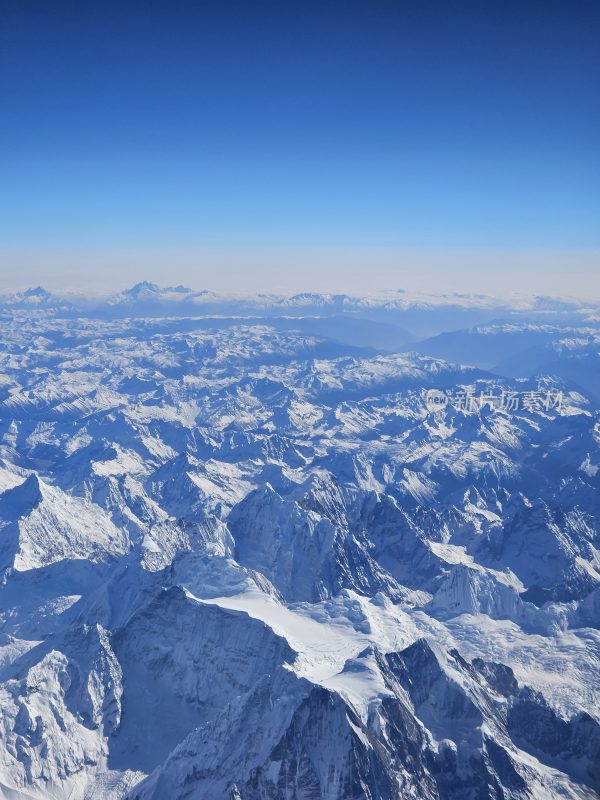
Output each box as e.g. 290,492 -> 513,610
0,290 -> 599,799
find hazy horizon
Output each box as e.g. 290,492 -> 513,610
2,246 -> 599,301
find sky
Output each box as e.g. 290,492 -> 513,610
1,0 -> 599,297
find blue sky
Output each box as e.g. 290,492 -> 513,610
1,0 -> 599,295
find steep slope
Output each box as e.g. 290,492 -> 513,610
0,475 -> 128,573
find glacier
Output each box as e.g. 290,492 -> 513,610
0,288 -> 599,799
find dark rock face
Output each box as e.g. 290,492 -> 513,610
508,688 -> 600,791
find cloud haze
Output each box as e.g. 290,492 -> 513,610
1,246 -> 598,300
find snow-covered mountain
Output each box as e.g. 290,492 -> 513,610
2,283 -> 599,338
0,297 -> 598,799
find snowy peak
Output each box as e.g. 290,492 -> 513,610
0,473 -> 44,518
108,281 -> 196,306
0,473 -> 129,572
